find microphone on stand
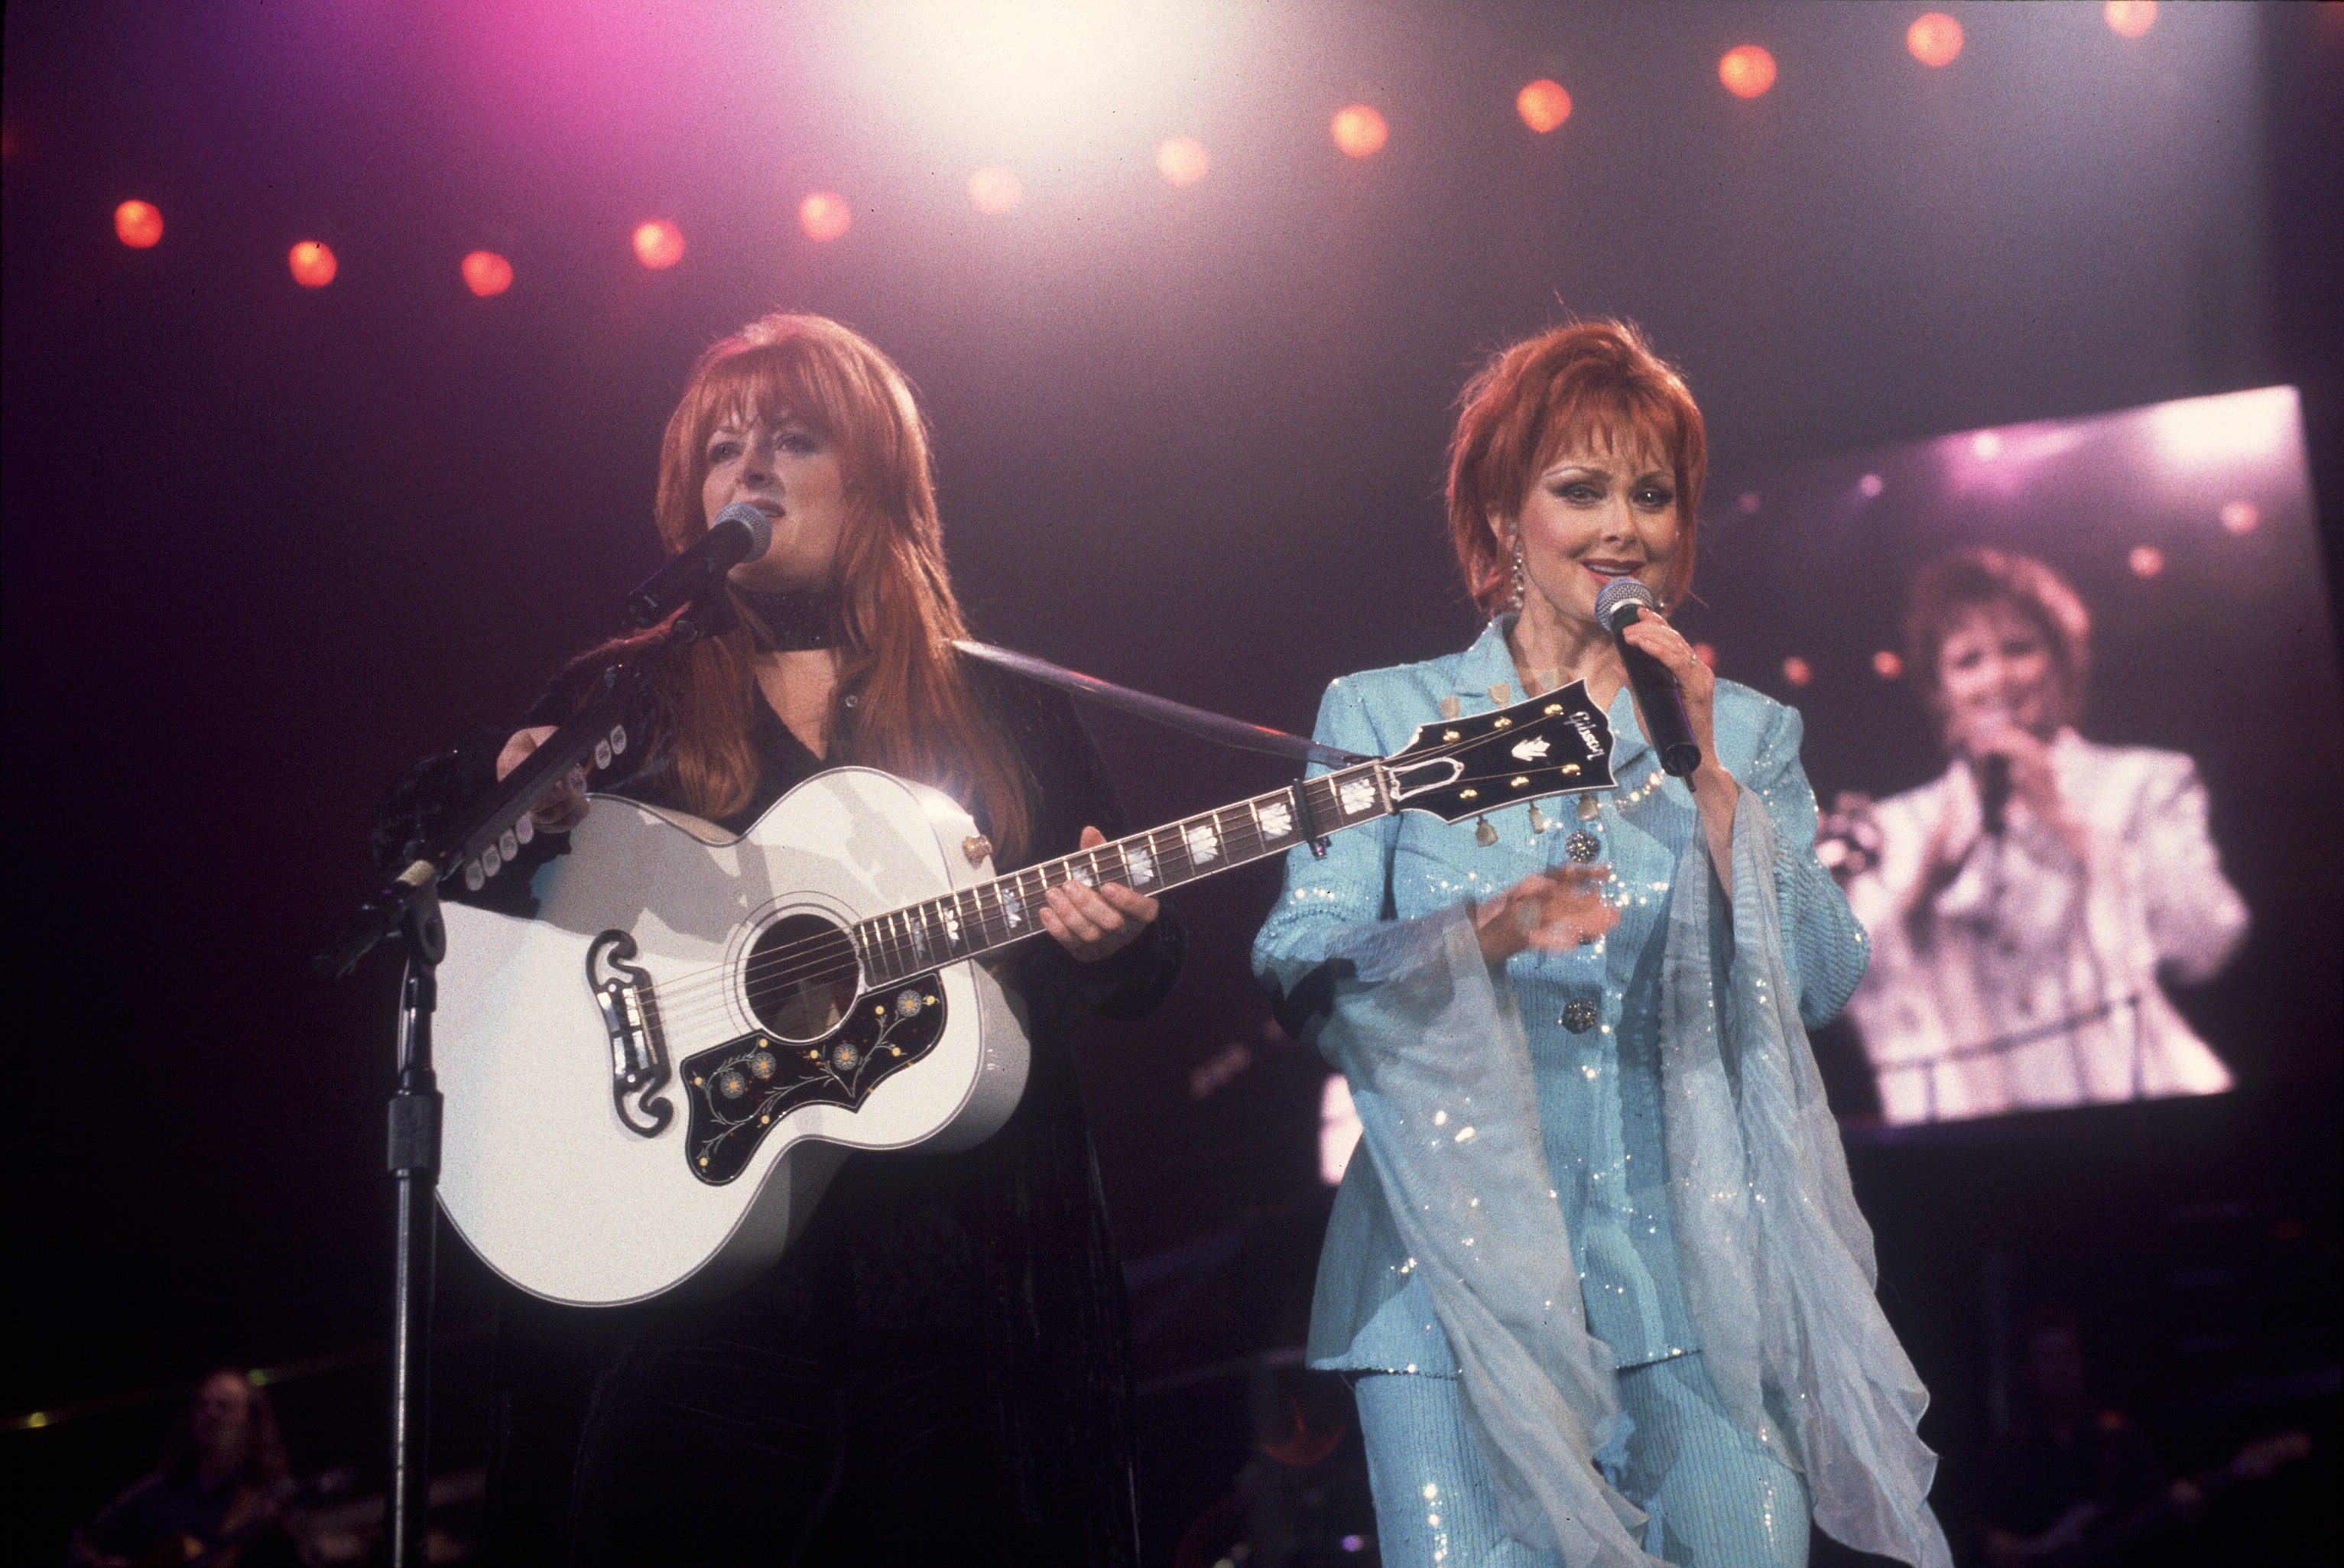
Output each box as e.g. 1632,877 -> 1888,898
1593,578 -> 1703,778
624,502 -> 774,628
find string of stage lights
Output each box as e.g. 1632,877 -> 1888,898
99,4 -> 2167,294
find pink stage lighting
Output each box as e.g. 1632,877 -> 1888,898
288,241 -> 337,288
461,250 -> 513,297
115,200 -> 164,248
632,220 -> 685,270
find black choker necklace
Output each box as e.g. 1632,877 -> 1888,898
736,587 -> 839,651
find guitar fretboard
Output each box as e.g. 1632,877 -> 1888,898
853,761 -> 1389,986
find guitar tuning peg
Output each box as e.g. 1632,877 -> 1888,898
1527,802 -> 1549,834
1475,816 -> 1498,848
1579,794 -> 1602,821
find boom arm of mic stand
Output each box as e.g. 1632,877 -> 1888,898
316,594 -> 730,979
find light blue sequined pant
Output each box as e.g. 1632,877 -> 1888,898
1353,1353 -> 1808,1567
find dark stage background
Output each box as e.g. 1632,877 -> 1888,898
5,2 -> 2339,1560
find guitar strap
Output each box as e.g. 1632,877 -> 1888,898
953,639 -> 1371,770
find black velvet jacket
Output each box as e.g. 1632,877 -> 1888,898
374,652 -> 1183,1565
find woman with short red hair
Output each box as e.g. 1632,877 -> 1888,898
1255,320 -> 1948,1566
1839,547 -> 2246,1123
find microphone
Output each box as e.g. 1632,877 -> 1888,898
1978,753 -> 2011,836
624,502 -> 774,628
1592,578 -> 1703,778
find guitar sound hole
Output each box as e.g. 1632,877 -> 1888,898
742,913 -> 859,1043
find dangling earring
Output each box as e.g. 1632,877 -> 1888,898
1509,538 -> 1527,612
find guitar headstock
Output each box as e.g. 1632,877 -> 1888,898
1382,681 -> 1615,824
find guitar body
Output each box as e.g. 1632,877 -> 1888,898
430,678 -> 1615,1309
436,768 -> 1027,1307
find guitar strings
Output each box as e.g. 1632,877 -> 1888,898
641,763 -> 1606,1038
654,809 -> 1609,1047
609,750 -> 1605,1038
582,726 -> 1603,1034
647,725 -> 1557,1000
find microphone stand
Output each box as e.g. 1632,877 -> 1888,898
317,585 -> 736,1568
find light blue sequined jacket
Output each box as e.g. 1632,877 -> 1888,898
1254,618 -> 1870,1377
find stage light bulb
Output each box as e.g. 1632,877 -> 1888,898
1873,650 -> 1904,680
114,200 -> 164,248
288,241 -> 337,288
1859,472 -> 1885,498
968,167 -> 1022,215
1693,642 -> 1719,670
2105,2 -> 2157,39
1972,430 -> 2003,459
2220,500 -> 2260,536
1157,136 -> 1209,187
632,219 -> 685,270
1738,491 -> 1761,515
2128,544 -> 2165,579
1331,103 -> 1388,158
1782,656 -> 1813,687
1517,80 -> 1572,134
798,192 -> 852,243
1907,13 -> 1964,68
1719,45 -> 1777,99
461,250 -> 513,297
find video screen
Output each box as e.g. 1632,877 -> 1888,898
1693,386 -> 2342,1127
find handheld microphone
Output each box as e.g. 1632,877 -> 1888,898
1592,578 -> 1703,778
1978,753 -> 2012,836
624,502 -> 774,628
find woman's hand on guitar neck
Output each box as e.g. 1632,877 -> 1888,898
1039,826 -> 1161,962
497,726 -> 591,833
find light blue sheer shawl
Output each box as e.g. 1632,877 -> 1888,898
1316,787 -> 1950,1568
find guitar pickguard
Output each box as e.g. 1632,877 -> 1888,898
679,976 -> 949,1185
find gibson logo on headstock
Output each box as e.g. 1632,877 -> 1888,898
1383,682 -> 1616,822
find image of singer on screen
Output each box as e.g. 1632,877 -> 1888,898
1833,547 -> 2248,1125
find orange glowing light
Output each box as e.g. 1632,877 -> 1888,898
114,200 -> 164,248
1907,12 -> 1964,68
1782,656 -> 1813,687
1330,104 -> 1388,159
798,192 -> 852,243
1157,136 -> 1210,187
969,167 -> 1021,215
288,241 -> 337,288
2128,544 -> 2165,579
2104,2 -> 2157,39
1719,45 -> 1777,99
460,250 -> 514,297
2219,499 -> 2260,535
1517,80 -> 1573,134
1693,641 -> 1719,670
632,219 -> 685,270
1873,650 -> 1905,680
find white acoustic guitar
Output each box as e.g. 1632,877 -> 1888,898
434,683 -> 1614,1307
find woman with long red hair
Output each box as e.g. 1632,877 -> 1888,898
377,313 -> 1178,1565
